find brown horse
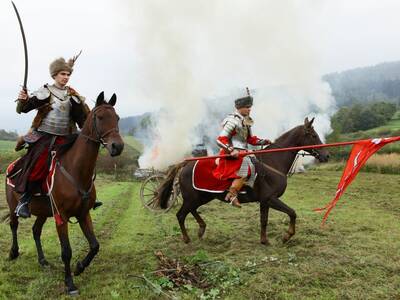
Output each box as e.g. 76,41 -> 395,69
158,117 -> 329,245
5,92 -> 124,295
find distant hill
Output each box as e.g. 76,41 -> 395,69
119,112 -> 154,140
324,61 -> 400,106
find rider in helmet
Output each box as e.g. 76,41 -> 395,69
213,89 -> 271,208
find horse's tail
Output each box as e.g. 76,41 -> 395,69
158,162 -> 186,209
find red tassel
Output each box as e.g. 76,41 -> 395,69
54,213 -> 63,226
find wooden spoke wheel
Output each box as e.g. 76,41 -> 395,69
139,174 -> 178,213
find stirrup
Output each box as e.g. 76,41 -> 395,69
15,201 -> 31,218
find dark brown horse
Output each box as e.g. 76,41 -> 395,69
158,117 -> 329,245
5,92 -> 124,295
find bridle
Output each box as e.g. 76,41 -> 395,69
80,105 -> 119,147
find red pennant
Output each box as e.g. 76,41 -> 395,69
315,137 -> 400,225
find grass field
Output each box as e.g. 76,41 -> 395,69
1,171 -> 400,299
0,140 -> 15,152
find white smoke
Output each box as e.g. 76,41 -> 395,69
123,1 -> 335,169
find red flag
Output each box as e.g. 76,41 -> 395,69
315,137 -> 400,225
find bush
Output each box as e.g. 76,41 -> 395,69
331,102 -> 397,133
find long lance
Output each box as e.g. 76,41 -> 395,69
184,137 -> 400,161
11,1 -> 28,91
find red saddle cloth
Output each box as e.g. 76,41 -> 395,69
6,158 -> 20,188
192,159 -> 235,193
6,153 -> 58,195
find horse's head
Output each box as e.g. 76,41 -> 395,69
84,92 -> 124,157
298,117 -> 329,163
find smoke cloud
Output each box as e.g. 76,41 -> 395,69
123,1 -> 335,169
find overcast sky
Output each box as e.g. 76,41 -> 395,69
1,0 -> 400,132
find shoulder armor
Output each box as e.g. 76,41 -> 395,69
222,114 -> 241,127
220,114 -> 240,137
31,85 -> 51,100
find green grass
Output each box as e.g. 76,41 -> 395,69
0,140 -> 22,174
0,140 -> 15,152
1,171 -> 400,299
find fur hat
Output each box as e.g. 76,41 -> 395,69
235,96 -> 253,108
49,51 -> 82,78
235,87 -> 253,108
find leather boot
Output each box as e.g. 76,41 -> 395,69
225,178 -> 246,208
15,192 -> 32,218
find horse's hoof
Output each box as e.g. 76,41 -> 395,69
8,250 -> 19,260
282,233 -> 292,243
74,261 -> 85,276
198,227 -> 206,239
67,289 -> 79,297
182,236 -> 191,244
39,258 -> 49,267
260,239 -> 270,246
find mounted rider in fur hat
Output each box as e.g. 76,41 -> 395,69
10,53 -> 102,218
213,89 -> 271,208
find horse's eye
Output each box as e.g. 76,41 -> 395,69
116,114 -> 120,121
97,116 -> 103,121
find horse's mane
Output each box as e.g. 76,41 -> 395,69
270,125 -> 303,148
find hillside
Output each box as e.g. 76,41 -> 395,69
324,61 -> 400,106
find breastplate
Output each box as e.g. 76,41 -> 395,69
38,87 -> 72,136
231,119 -> 249,150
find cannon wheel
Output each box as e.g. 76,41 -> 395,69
140,174 -> 177,212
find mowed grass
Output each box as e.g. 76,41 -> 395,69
1,171 -> 400,299
0,140 -> 15,152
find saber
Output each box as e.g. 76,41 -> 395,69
11,1 -> 28,91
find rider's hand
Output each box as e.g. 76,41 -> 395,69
230,149 -> 240,158
262,139 -> 272,145
18,90 -> 28,102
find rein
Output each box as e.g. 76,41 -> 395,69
80,105 -> 119,147
257,142 -> 322,178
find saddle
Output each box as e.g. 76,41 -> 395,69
192,158 -> 258,193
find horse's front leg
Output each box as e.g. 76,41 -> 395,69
268,197 -> 297,243
56,222 -> 78,295
259,201 -> 270,245
74,213 -> 99,276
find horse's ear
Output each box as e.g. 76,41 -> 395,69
304,117 -> 310,127
96,92 -> 105,107
304,117 -> 315,128
109,93 -> 117,106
